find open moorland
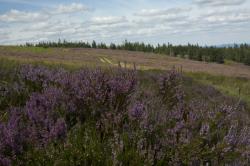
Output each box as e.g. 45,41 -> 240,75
1,46 -> 250,104
1,46 -> 250,78
0,46 -> 250,165
1,0 -> 250,164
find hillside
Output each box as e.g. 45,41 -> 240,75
1,46 -> 250,165
1,46 -> 250,78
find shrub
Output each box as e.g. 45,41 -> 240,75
0,65 -> 249,165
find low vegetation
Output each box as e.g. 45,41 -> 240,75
25,40 -> 250,65
0,61 -> 250,165
187,72 -> 250,107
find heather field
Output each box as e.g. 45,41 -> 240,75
1,0 -> 250,165
1,46 -> 250,78
1,46 -> 250,104
0,47 -> 250,165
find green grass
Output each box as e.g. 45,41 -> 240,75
187,72 -> 250,106
224,60 -> 236,66
0,46 -> 51,53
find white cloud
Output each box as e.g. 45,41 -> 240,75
134,8 -> 191,17
0,30 -> 9,40
194,0 -> 246,6
0,3 -> 89,23
200,9 -> 250,24
90,16 -> 127,25
52,3 -> 89,15
28,22 -> 50,31
0,9 -> 49,22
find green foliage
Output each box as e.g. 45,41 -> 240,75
33,40 -> 92,48
187,72 -> 250,107
92,40 -> 97,48
22,123 -> 112,166
244,50 -> 250,65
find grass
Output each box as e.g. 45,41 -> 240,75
0,46 -> 52,53
0,56 -> 101,71
187,72 -> 250,107
1,46 -> 250,108
224,60 -> 236,65
1,55 -> 250,164
1,46 -> 250,78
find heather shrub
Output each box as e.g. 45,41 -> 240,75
23,123 -> 113,166
0,108 -> 28,165
0,80 -> 28,111
25,87 -> 67,146
0,65 -> 249,165
158,69 -> 183,109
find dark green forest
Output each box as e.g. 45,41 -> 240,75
25,40 -> 250,65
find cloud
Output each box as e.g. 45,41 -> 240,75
28,22 -> 51,31
0,9 -> 49,22
0,30 -> 9,41
52,3 -> 89,15
133,15 -> 189,25
0,1 -> 250,45
194,0 -> 246,6
0,3 -> 89,23
200,9 -> 250,24
134,8 -> 191,17
90,16 -> 127,25
0,3 -> 90,44
132,7 -> 191,27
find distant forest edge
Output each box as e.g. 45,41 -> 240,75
25,40 -> 250,66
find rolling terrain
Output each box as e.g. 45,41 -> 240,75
1,46 -> 250,105
1,46 -> 250,78
1,46 -> 250,165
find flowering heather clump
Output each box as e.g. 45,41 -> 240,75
25,87 -> 67,145
49,118 -> 67,141
0,65 -> 249,165
105,72 -> 136,118
0,157 -> 11,166
129,103 -> 145,120
19,65 -> 51,90
0,108 -> 27,166
0,81 -> 28,111
158,69 -> 183,109
199,123 -> 210,136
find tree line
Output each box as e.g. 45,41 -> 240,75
25,40 -> 250,65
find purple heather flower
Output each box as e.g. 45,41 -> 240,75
200,123 -> 210,136
50,118 -> 67,141
224,124 -> 238,146
25,87 -> 66,145
129,103 -> 145,120
0,108 -> 27,165
0,156 -> 11,166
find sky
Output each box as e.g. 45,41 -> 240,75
0,0 -> 250,45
